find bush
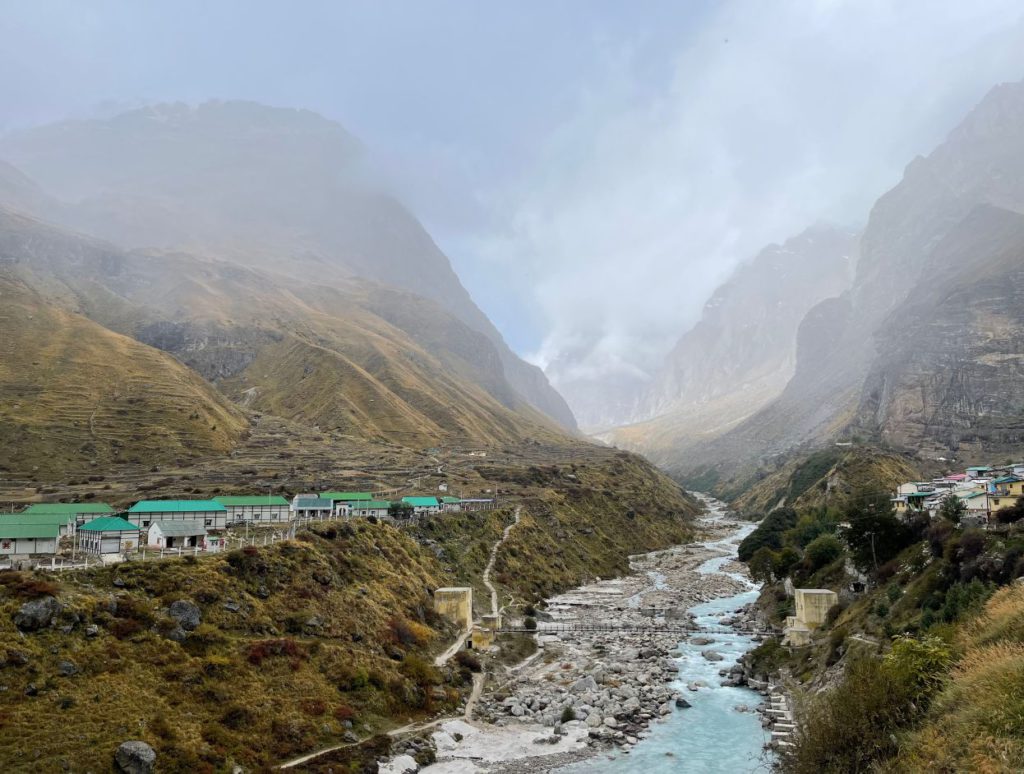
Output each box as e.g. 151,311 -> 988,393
455,650 -> 482,673
803,534 -> 844,573
523,616 -> 537,631
560,706 -> 577,723
738,507 -> 798,562
247,638 -> 307,667
0,573 -> 59,599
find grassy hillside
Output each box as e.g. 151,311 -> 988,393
0,274 -> 247,480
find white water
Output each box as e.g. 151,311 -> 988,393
562,497 -> 772,773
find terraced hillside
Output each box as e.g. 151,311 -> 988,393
0,274 -> 246,480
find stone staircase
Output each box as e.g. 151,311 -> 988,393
765,687 -> 794,749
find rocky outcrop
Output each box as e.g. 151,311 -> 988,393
114,741 -> 156,774
13,597 -> 61,632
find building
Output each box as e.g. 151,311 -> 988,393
893,490 -> 931,517
3,511 -> 77,537
402,496 -> 441,516
22,502 -> 115,525
0,523 -> 60,556
322,492 -> 373,517
961,491 -> 990,521
126,500 -> 228,531
214,495 -> 290,524
349,500 -> 391,519
440,496 -> 462,512
988,476 -> 1024,513
784,589 -> 839,646
460,498 -> 495,512
147,521 -> 207,550
433,587 -> 473,632
291,495 -> 334,520
78,517 -> 140,557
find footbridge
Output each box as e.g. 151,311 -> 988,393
499,622 -> 770,637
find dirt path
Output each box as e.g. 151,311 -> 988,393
482,505 -> 521,616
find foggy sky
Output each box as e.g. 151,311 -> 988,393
2,1 -> 1024,390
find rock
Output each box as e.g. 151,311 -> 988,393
24,682 -> 38,696
57,660 -> 78,677
85,625 -> 99,638
701,650 -> 724,662
511,704 -> 525,717
586,713 -> 603,728
112,577 -> 126,588
114,741 -> 156,774
13,597 -> 61,632
571,675 -> 598,694
603,716 -> 618,728
222,600 -> 241,613
675,697 -> 692,708
167,600 -> 201,631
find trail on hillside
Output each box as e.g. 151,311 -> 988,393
483,505 -> 521,616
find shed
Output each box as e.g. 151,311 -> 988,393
147,521 -> 207,549
441,496 -> 462,512
0,522 -> 60,555
291,495 -> 334,520
127,500 -> 227,531
79,517 -> 140,556
214,495 -> 290,524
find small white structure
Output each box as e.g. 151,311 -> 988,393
148,521 -> 207,550
291,495 -> 334,520
214,496 -> 290,524
78,517 -> 140,557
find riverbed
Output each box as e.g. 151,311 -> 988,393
384,494 -> 771,773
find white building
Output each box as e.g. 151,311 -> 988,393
291,495 -> 334,520
126,500 -> 227,531
0,523 -> 59,556
214,496 -> 290,524
147,521 -> 207,550
79,517 -> 140,557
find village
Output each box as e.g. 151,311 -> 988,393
891,460 -> 1024,526
0,490 -> 495,569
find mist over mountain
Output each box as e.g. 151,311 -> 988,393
0,101 -> 576,431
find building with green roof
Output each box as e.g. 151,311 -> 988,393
0,521 -> 60,555
321,491 -> 373,502
22,502 -> 114,524
126,500 -> 227,531
79,517 -> 140,556
214,496 -> 290,524
349,500 -> 391,518
440,496 -> 462,512
2,510 -> 78,536
402,496 -> 440,515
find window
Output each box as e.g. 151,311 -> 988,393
205,519 -> 213,527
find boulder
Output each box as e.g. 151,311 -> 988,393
114,741 -> 156,774
701,650 -> 724,662
57,660 -> 78,677
167,600 -> 201,632
675,697 -> 692,708
13,597 -> 61,632
571,675 -> 598,694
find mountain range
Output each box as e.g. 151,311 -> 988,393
0,102 -> 577,480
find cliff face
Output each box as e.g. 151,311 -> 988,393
0,101 -> 576,430
607,225 -> 855,463
673,80 -> 1024,477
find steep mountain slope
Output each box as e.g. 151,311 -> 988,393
607,225 -> 855,461
676,80 -> 1024,478
0,272 -> 247,479
0,101 -> 575,429
0,207 -> 565,454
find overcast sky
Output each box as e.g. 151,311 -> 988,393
3,1 -> 1024,390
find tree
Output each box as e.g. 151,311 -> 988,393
842,499 -> 913,573
996,496 -> 1024,525
738,507 -> 798,562
748,547 -> 778,584
773,546 -> 802,579
938,493 -> 966,525
804,534 -> 844,574
388,501 -> 415,520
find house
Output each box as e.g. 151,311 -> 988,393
291,495 -> 334,520
960,491 -> 990,522
349,500 -> 391,519
988,476 -> 1024,513
0,522 -> 60,556
78,517 -> 140,557
22,502 -> 114,525
214,495 -> 290,524
893,489 -> 931,517
126,500 -> 227,531
147,521 -> 207,550
402,496 -> 440,516
441,496 -> 462,512
3,511 -> 77,537
321,492 -> 373,517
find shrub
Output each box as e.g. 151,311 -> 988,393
387,616 -> 433,648
247,638 -> 307,667
560,706 -> 577,723
454,650 -> 482,673
524,616 -> 537,631
803,534 -> 844,573
738,507 -> 798,562
0,573 -> 59,599
400,654 -> 440,687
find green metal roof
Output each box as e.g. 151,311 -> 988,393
2,512 -> 75,526
23,503 -> 113,514
402,497 -> 439,507
441,497 -> 462,504
990,475 -> 1022,485
214,496 -> 289,507
354,500 -> 390,509
906,491 -> 932,498
80,517 -> 140,532
128,500 -> 226,513
321,491 -> 372,501
0,523 -> 61,539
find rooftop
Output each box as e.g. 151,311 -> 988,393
1,512 -> 76,526
128,500 -> 226,513
294,497 -> 333,509
23,503 -> 114,515
0,523 -> 61,539
356,500 -> 391,509
150,520 -> 207,536
321,491 -> 372,501
402,497 -> 440,507
214,496 -> 289,507
80,517 -> 141,532
441,496 -> 462,504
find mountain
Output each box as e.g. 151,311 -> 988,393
675,80 -> 1024,480
606,225 -> 855,462
0,207 -> 567,471
0,101 -> 575,430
